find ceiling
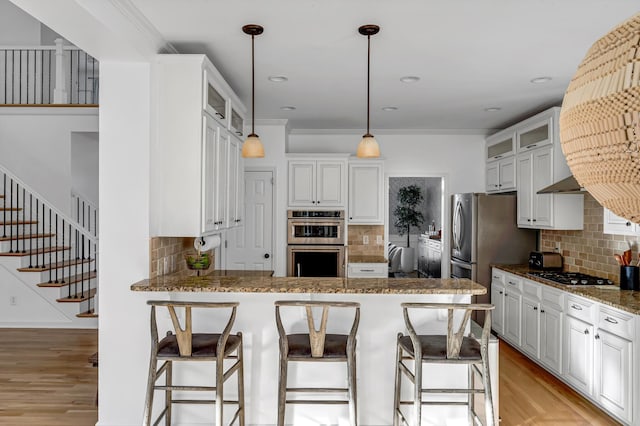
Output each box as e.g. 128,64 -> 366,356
130,0 -> 638,133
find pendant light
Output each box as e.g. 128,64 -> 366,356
357,24 -> 381,158
242,24 -> 265,158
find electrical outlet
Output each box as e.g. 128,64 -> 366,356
363,235 -> 369,245
9,296 -> 16,306
554,244 -> 561,253
376,235 -> 383,245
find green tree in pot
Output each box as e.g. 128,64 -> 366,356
393,185 -> 424,273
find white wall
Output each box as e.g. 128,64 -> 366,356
0,0 -> 40,45
70,131 -> 99,206
0,108 -> 98,215
98,61 -> 152,426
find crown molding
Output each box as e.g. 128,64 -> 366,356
288,127 -> 493,136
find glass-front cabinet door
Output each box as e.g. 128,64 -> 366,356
518,117 -> 552,152
231,108 -> 244,137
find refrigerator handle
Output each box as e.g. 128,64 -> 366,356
452,201 -> 463,251
450,258 -> 472,270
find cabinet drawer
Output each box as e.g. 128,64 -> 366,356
597,306 -> 634,340
504,274 -> 522,292
347,263 -> 387,278
565,295 -> 595,324
491,268 -> 505,284
522,279 -> 541,299
541,285 -> 564,310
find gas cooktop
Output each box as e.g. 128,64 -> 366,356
527,271 -> 614,286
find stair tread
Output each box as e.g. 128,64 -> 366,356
37,271 -> 97,288
0,233 -> 55,241
77,310 -> 98,318
0,220 -> 37,225
17,257 -> 94,272
0,207 -> 22,211
0,246 -> 70,257
57,287 -> 96,303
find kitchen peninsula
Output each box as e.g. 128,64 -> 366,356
131,273 -> 496,425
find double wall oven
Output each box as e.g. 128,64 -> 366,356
287,210 -> 345,277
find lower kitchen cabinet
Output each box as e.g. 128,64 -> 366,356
347,262 -> 387,278
492,267 -> 637,425
563,314 -> 594,396
539,304 -> 562,374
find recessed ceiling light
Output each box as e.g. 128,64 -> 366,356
382,106 -> 398,111
400,76 -> 420,83
268,76 -> 288,82
530,76 -> 552,84
280,106 -> 296,111
484,107 -> 501,112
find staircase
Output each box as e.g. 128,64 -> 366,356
1,166 -> 98,323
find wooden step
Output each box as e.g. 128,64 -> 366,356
77,310 -> 98,318
0,207 -> 22,211
0,246 -> 70,257
0,233 -> 55,241
17,257 -> 94,272
57,287 -> 96,303
37,271 -> 97,288
0,219 -> 38,226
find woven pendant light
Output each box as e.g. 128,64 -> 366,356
559,13 -> 640,222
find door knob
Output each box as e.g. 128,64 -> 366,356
264,253 -> 270,259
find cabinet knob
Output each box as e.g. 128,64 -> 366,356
527,219 -> 531,222
349,217 -> 353,220
626,222 -> 631,227
312,201 -> 316,204
595,334 -> 600,340
498,184 -> 502,187
499,291 -> 503,294
533,306 -> 538,311
532,219 -> 537,222
540,309 -> 545,313
264,253 -> 270,259
584,329 -> 589,335
317,201 -> 320,204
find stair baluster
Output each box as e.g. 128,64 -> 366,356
67,223 -> 72,298
28,194 -> 33,268
9,179 -> 14,253
48,209 -> 52,283
21,188 -> 25,253
61,220 -> 65,283
54,213 -> 58,283
2,175 -> 6,238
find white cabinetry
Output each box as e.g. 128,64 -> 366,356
348,160 -> 384,224
347,262 -> 387,278
288,155 -> 348,208
486,107 -> 584,230
494,267 -> 637,424
154,54 -> 246,237
503,274 -> 523,346
485,130 -> 516,193
603,208 -> 640,236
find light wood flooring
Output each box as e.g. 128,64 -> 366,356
0,328 -> 98,426
0,329 -> 621,425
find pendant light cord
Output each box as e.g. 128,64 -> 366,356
251,34 -> 256,136
366,34 -> 371,135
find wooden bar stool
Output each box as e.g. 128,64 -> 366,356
143,301 -> 245,426
393,303 -> 495,426
274,300 -> 360,426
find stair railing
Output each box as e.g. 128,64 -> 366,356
0,164 -> 98,314
0,38 -> 99,105
71,190 -> 98,236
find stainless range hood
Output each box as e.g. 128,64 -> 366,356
537,175 -> 585,194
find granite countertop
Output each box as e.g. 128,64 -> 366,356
348,255 -> 388,264
494,264 -> 640,315
131,271 -> 486,295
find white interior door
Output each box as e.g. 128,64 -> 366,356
225,170 -> 273,271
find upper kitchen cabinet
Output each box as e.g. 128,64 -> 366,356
153,54 -> 247,237
348,159 -> 384,224
287,154 -> 348,208
485,129 -> 516,193
603,208 -> 640,236
512,107 -> 583,230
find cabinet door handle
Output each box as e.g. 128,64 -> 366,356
532,219 -> 537,222
360,269 -> 375,272
571,304 -> 583,311
526,144 -> 537,149
235,131 -> 243,136
540,309 -> 545,313
595,334 -> 600,340
494,155 -> 502,159
215,112 -> 225,119
508,281 -> 517,286
584,329 -> 589,335
527,219 -> 531,222
604,316 -> 619,324
493,275 -> 499,279
533,306 -> 538,311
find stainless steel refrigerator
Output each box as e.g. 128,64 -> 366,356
451,193 -> 537,323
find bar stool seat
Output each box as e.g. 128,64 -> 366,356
275,300 -> 360,426
397,335 -> 481,361
143,300 -> 245,426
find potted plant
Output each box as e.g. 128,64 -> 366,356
393,184 -> 424,272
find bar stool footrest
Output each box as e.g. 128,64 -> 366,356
156,385 -> 216,392
286,399 -> 350,405
287,387 -> 348,393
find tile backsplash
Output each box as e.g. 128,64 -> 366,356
149,237 -> 215,278
540,193 -> 639,284
347,225 -> 385,257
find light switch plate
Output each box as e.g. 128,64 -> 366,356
363,235 -> 369,245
